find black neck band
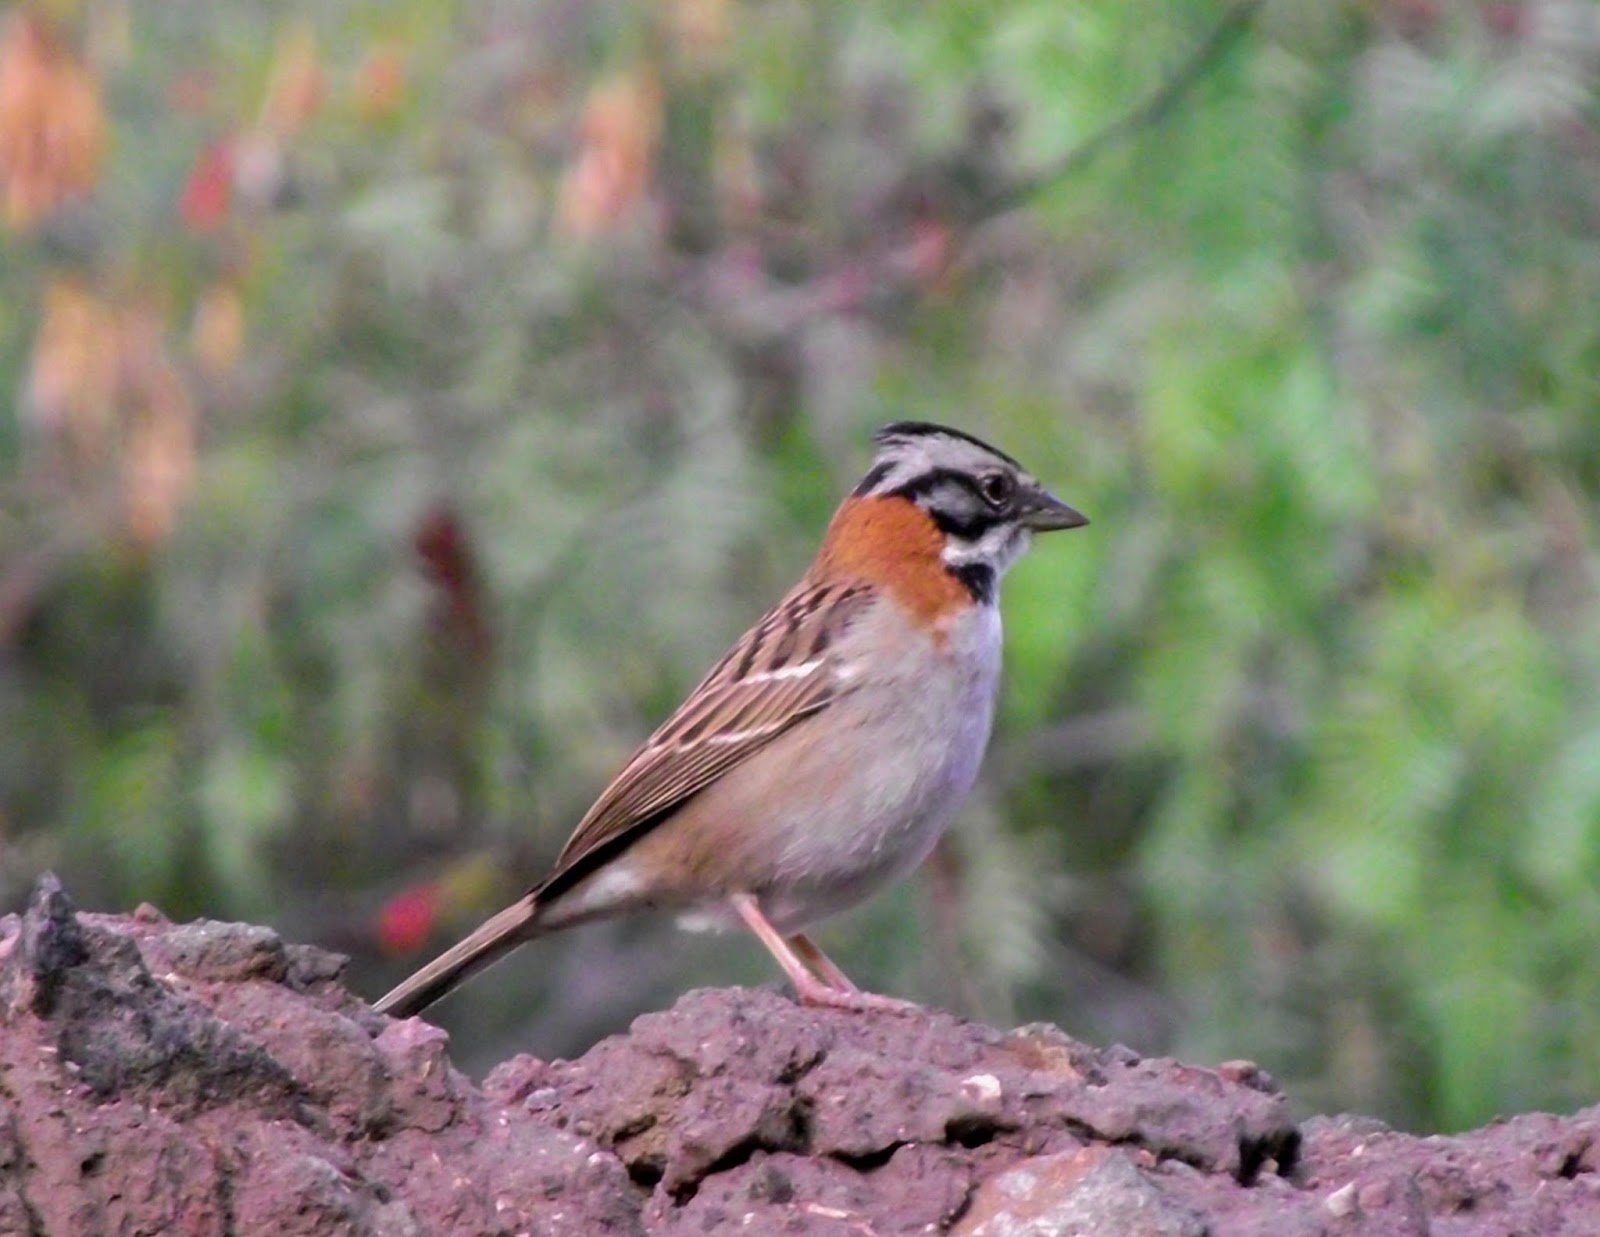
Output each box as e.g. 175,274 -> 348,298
948,562 -> 996,605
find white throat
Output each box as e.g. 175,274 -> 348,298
942,524 -> 1030,577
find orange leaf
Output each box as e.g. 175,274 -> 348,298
118,302 -> 197,551
191,282 -> 244,377
26,276 -> 118,458
352,42 -> 406,121
0,13 -> 105,230
558,71 -> 662,237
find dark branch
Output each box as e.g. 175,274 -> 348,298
977,0 -> 1264,219
681,2 -> 1264,343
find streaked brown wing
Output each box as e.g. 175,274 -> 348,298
533,578 -> 874,902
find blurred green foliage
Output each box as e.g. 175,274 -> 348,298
3,0 -> 1599,1132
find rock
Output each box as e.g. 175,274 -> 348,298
3,875 -> 1600,1234
0,877 -> 641,1236
956,1146 -> 1207,1237
1295,1109 -> 1600,1237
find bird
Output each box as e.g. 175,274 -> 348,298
374,421 -> 1087,1018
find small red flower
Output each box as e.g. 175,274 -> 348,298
179,137 -> 233,231
377,884 -> 439,956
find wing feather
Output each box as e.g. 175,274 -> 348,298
535,579 -> 873,900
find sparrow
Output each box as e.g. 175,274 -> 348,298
374,421 -> 1087,1018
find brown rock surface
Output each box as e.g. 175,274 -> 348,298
2,875 -> 1598,1235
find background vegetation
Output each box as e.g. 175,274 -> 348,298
3,0 -> 1598,1133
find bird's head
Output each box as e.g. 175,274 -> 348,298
851,421 -> 1087,596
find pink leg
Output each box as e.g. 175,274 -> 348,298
730,893 -> 917,1014
789,933 -> 860,994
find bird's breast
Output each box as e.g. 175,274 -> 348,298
754,597 -> 1003,929
627,594 -> 1005,935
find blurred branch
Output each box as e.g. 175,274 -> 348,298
924,837 -> 990,1020
979,0 -> 1265,218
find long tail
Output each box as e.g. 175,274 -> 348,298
373,893 -> 542,1018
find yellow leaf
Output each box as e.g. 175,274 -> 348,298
191,283 -> 245,378
260,21 -> 324,139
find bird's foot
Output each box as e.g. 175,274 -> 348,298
792,972 -> 919,1014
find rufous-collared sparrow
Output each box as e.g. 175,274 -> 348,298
374,421 -> 1087,1017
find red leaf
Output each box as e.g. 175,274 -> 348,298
179,137 -> 233,231
414,503 -> 492,657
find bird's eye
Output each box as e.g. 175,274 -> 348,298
978,472 -> 1014,508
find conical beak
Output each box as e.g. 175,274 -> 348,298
1018,489 -> 1089,532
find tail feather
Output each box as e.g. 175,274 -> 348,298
373,894 -> 541,1018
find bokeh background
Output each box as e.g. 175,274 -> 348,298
3,0 -> 1599,1134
